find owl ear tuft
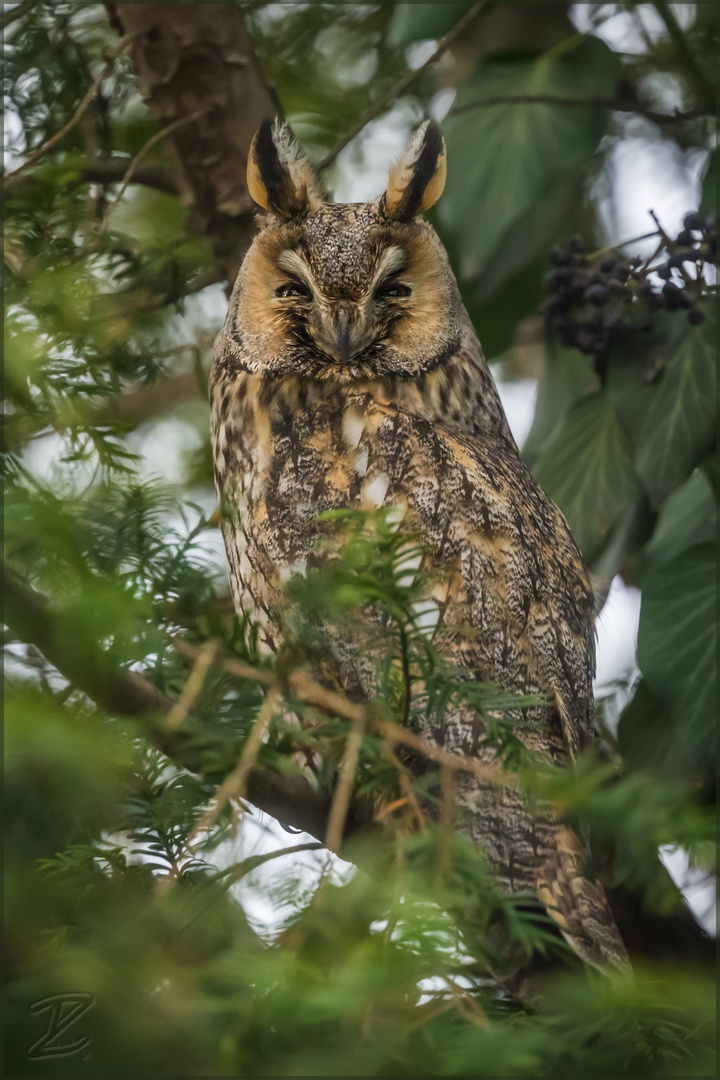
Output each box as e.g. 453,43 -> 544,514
247,118 -> 322,220
380,120 -> 447,222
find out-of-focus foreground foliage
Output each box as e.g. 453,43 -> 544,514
3,3 -> 717,1076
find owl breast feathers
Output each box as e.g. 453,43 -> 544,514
210,117 -> 629,977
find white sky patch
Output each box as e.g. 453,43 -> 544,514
222,813 -> 354,937
594,576 -> 642,691
661,846 -> 716,936
430,87 -> 456,123
571,3 -> 697,53
407,39 -> 437,70
597,132 -> 709,258
129,416 -> 204,486
494,377 -> 537,450
330,103 -> 421,203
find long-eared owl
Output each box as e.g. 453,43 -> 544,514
210,118 -> 628,976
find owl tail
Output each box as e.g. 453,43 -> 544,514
536,826 -> 631,976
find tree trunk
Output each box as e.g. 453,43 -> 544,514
106,3 -> 276,285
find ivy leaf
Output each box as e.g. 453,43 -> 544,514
637,544 -> 716,767
643,468 -> 717,571
533,393 -> 642,562
440,36 -> 620,298
636,305 -> 717,498
699,147 -> 716,216
387,3 -> 472,46
522,340 -> 596,464
617,679 -> 679,780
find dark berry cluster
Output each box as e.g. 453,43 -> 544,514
540,210 -> 716,377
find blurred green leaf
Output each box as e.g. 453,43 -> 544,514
441,35 -> 621,298
636,305 -> 716,497
699,146 -> 716,215
461,254 -> 548,361
533,393 -> 642,561
637,543 -> 716,767
617,679 -> 680,780
387,2 -> 472,46
523,339 -> 596,464
643,467 -> 717,571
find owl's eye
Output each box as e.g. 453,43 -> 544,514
276,280 -> 311,299
374,281 -> 412,301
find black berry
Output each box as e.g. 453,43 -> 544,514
585,284 -> 608,306
607,278 -> 627,298
550,245 -> 571,266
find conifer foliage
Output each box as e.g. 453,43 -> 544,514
4,3 -> 717,1076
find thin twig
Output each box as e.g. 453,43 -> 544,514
652,0 -> 714,103
439,764 -> 455,831
640,238 -> 666,275
445,977 -> 491,1030
373,795 -> 409,822
317,1 -> 488,171
170,841 -> 324,934
648,209 -> 672,246
99,106 -> 210,233
174,639 -> 512,790
376,721 -> 512,788
649,209 -> 696,289
399,625 -> 412,729
155,336 -> 217,360
4,35 -> 137,189
287,666 -> 366,723
586,229 -> 661,260
173,638 -> 276,690
382,741 -> 426,829
436,763 -> 455,883
186,686 -> 282,849
1,0 -> 38,32
110,267 -> 225,320
165,639 -> 220,731
450,94 -> 708,125
325,713 -> 366,853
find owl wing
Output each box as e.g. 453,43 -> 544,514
434,424 -> 596,759
347,402 -> 628,974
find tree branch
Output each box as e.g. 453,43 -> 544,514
4,568 -> 713,965
99,106 -> 211,233
450,94 -> 709,125
317,1 -> 489,172
652,0 -> 715,105
4,35 -> 137,190
5,157 -> 180,198
2,566 -> 334,840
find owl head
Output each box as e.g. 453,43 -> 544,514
223,118 -> 464,381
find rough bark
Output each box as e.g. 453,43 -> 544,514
106,3 -> 275,285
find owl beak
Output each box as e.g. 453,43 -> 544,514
315,304 -> 371,363
333,309 -> 352,363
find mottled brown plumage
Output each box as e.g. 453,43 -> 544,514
210,118 -> 629,977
